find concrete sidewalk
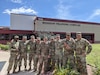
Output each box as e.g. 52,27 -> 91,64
0,50 -> 37,75
0,50 -> 10,75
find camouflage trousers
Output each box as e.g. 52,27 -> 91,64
38,55 -> 48,74
19,53 -> 27,68
7,52 -> 19,72
28,53 -> 35,68
76,55 -> 87,75
34,54 -> 40,71
55,53 -> 63,69
48,55 -> 55,71
63,54 -> 75,69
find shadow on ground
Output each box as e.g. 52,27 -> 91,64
10,71 -> 37,75
9,71 -> 52,75
0,61 -> 6,71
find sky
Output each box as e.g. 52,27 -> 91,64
1,0 -> 100,26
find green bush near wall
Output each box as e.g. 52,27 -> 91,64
0,44 -> 9,50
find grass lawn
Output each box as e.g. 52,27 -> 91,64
86,44 -> 100,67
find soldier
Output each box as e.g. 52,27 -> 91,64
34,37 -> 41,72
7,35 -> 19,74
27,35 -> 36,70
18,36 -> 28,71
38,37 -> 49,75
48,36 -> 56,71
55,34 -> 63,69
62,33 -> 76,69
75,32 -> 92,75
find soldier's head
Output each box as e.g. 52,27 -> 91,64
66,32 -> 71,40
14,35 -> 19,41
50,36 -> 54,41
76,32 -> 82,40
22,36 -> 27,41
43,37 -> 48,42
56,34 -> 60,40
30,35 -> 35,41
36,37 -> 41,43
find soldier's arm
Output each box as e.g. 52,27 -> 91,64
48,42 -> 51,55
63,42 -> 72,50
39,43 -> 42,55
26,40 -> 30,45
71,38 -> 75,51
60,40 -> 68,50
9,39 -> 14,49
59,40 -> 65,49
26,40 -> 30,52
47,47 -> 50,56
85,39 -> 92,54
18,41 -> 21,53
10,39 -> 17,50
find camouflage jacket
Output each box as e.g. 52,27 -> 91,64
75,38 -> 92,55
63,38 -> 75,55
35,42 -> 41,55
49,41 -> 55,56
18,40 -> 28,53
27,40 -> 36,53
10,39 -> 19,52
40,42 -> 49,56
55,40 -> 63,55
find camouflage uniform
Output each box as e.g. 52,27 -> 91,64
48,36 -> 56,71
34,37 -> 41,72
18,36 -> 28,71
55,34 -> 63,69
75,34 -> 92,75
7,36 -> 19,74
38,37 -> 49,74
63,38 -> 75,69
27,35 -> 36,70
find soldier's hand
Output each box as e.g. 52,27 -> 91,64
63,42 -> 67,47
66,45 -> 71,50
64,45 -> 71,50
82,53 -> 87,57
48,55 -> 50,58
39,55 -> 41,58
16,48 -> 19,51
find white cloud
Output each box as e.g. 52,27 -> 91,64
11,0 -> 22,3
56,0 -> 73,19
87,9 -> 100,20
3,7 -> 38,15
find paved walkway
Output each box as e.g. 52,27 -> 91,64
0,50 -> 94,75
0,50 -> 10,75
0,50 -> 38,75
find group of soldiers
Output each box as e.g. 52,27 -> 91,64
7,32 -> 92,75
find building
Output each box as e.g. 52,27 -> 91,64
0,13 -> 100,44
0,27 -> 34,44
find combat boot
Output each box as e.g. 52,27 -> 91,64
28,66 -> 31,71
12,69 -> 15,73
18,66 -> 21,72
7,71 -> 10,75
33,68 -> 36,72
24,65 -> 27,71
37,71 -> 41,75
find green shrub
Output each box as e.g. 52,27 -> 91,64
93,60 -> 100,75
53,64 -> 80,75
93,68 -> 100,75
0,44 -> 9,50
53,68 -> 80,75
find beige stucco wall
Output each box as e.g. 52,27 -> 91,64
35,20 -> 100,42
